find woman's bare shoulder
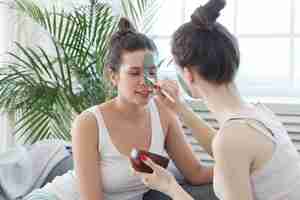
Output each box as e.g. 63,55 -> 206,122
72,100 -> 116,139
212,121 -> 258,159
72,111 -> 98,137
74,98 -> 117,133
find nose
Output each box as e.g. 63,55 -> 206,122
139,74 -> 146,85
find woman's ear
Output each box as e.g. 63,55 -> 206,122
107,67 -> 119,87
183,67 -> 194,84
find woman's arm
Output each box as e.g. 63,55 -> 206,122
71,112 -> 104,200
156,80 -> 216,157
212,122 -> 255,200
166,112 -> 213,185
159,101 -> 213,185
178,101 -> 216,156
169,180 -> 194,200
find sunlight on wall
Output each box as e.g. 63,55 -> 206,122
0,1 -> 15,153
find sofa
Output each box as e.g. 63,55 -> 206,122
45,153 -> 218,200
0,140 -> 218,200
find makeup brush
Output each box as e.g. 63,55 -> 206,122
143,52 -> 175,103
144,75 -> 175,103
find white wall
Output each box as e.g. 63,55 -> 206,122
0,1 -> 17,153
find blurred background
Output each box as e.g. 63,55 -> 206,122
0,0 -> 299,158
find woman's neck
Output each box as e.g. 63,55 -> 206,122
199,83 -> 251,125
113,96 -> 148,118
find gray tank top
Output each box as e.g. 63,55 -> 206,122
213,103 -> 300,200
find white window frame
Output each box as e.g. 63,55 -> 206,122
150,0 -> 300,99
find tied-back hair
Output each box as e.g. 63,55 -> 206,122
172,0 -> 240,85
191,0 -> 226,31
114,17 -> 136,37
106,17 -> 157,72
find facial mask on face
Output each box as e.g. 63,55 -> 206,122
142,53 -> 175,102
143,52 -> 157,69
143,52 -> 159,86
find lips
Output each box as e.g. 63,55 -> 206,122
136,91 -> 151,96
136,86 -> 153,93
135,87 -> 153,96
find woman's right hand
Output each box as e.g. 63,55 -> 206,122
134,155 -> 177,197
154,80 -> 185,115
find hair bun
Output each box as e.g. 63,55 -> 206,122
117,17 -> 136,34
191,0 -> 226,30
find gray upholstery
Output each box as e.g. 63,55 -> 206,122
180,183 -> 218,200
41,155 -> 74,187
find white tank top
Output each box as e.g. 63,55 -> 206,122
213,103 -> 300,200
44,99 -> 167,200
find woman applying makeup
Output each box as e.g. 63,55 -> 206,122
135,0 -> 300,199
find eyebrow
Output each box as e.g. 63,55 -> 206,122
126,66 -> 141,71
127,66 -> 156,70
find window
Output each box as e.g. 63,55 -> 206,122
0,3 -> 7,57
0,1 -> 15,153
151,0 -> 300,98
295,0 -> 300,91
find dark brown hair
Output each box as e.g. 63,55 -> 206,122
171,0 -> 240,84
106,17 -> 157,72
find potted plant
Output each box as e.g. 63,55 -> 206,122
0,0 -> 161,144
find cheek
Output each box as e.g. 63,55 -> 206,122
117,76 -> 138,92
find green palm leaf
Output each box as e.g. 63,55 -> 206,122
121,0 -> 163,34
0,0 -> 161,144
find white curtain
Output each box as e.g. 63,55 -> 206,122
0,0 -> 45,152
0,0 -> 57,150
0,113 -> 15,153
0,0 -> 17,153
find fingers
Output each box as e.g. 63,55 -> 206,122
155,80 -> 180,106
142,156 -> 159,171
129,155 -> 157,174
158,80 -> 178,90
131,160 -> 154,186
142,175 -> 152,186
133,170 -> 152,185
158,81 -> 179,97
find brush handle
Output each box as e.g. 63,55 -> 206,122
146,77 -> 175,103
160,88 -> 175,103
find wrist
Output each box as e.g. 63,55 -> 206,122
176,100 -> 189,115
177,101 -> 194,121
167,178 -> 181,198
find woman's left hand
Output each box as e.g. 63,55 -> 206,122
154,80 -> 184,114
134,156 -> 176,196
